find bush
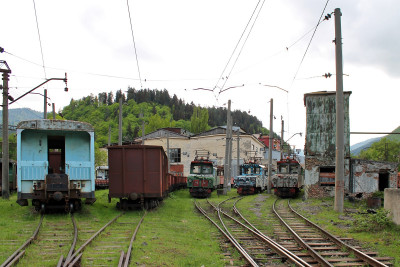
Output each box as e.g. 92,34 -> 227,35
372,191 -> 384,199
352,208 -> 391,232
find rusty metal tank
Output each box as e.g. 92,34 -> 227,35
107,145 -> 168,209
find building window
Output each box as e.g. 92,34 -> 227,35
319,166 -> 335,186
170,148 -> 181,163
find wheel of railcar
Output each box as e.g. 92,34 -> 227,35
40,204 -> 46,214
122,199 -> 129,210
144,200 -> 149,210
116,201 -> 121,209
69,203 -> 74,213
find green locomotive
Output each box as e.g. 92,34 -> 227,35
187,151 -> 217,198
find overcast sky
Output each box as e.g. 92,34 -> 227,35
1,0 -> 399,150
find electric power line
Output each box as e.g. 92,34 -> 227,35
214,0 -> 265,95
218,0 -> 266,96
126,0 -> 143,89
289,0 -> 331,89
32,0 -> 47,79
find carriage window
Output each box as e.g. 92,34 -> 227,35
279,164 -> 288,173
290,165 -> 299,174
202,165 -> 212,174
191,165 -> 201,174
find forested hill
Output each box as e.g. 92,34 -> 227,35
61,88 -> 268,147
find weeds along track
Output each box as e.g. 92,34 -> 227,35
196,198 -> 307,267
273,199 -> 394,267
1,213 -> 77,267
64,211 -> 146,267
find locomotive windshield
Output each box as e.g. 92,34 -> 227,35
190,163 -> 213,174
278,163 -> 299,174
241,165 -> 261,175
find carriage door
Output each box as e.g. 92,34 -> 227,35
64,132 -> 92,192
47,136 -> 65,174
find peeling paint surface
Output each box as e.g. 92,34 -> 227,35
304,92 -> 351,158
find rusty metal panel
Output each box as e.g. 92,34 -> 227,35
108,145 -> 168,198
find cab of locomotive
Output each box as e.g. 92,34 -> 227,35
16,120 -> 96,211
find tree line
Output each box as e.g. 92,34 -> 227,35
61,88 -> 268,147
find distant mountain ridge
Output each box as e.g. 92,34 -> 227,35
0,108 -> 43,126
351,126 -> 400,156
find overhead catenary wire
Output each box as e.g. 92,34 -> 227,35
289,0 -> 331,89
218,0 -> 266,97
126,0 -> 143,89
214,0 -> 265,96
32,0 -> 47,80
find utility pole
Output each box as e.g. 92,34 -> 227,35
267,98 -> 273,194
108,125 -> 111,146
118,97 -> 122,145
43,89 -> 47,119
223,100 -> 232,194
1,60 -> 11,200
334,8 -> 344,213
167,130 -> 170,173
140,111 -> 145,145
237,129 -> 240,178
280,118 -> 284,159
52,103 -> 56,119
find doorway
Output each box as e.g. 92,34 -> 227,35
48,136 -> 65,174
378,172 -> 389,191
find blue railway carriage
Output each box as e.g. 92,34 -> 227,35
16,120 -> 96,212
234,161 -> 266,195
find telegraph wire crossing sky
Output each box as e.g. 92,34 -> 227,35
1,0 -> 399,151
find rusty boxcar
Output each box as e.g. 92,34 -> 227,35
107,145 -> 168,210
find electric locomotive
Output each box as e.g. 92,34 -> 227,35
234,160 -> 266,195
271,156 -> 303,198
187,151 -> 217,198
16,119 -> 96,212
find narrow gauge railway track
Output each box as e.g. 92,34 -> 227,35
197,198 -> 308,266
63,211 -> 146,267
0,215 -> 43,267
1,213 -> 77,267
273,199 -> 393,267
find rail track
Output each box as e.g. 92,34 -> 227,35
0,213 -> 77,267
196,197 -> 311,266
63,211 -> 146,267
273,198 -> 394,267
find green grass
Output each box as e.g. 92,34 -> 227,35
3,188 -> 398,266
132,189 -> 235,266
0,192 -> 39,264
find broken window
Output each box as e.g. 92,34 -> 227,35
319,166 -> 335,186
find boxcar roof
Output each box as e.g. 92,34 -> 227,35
17,119 -> 94,132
